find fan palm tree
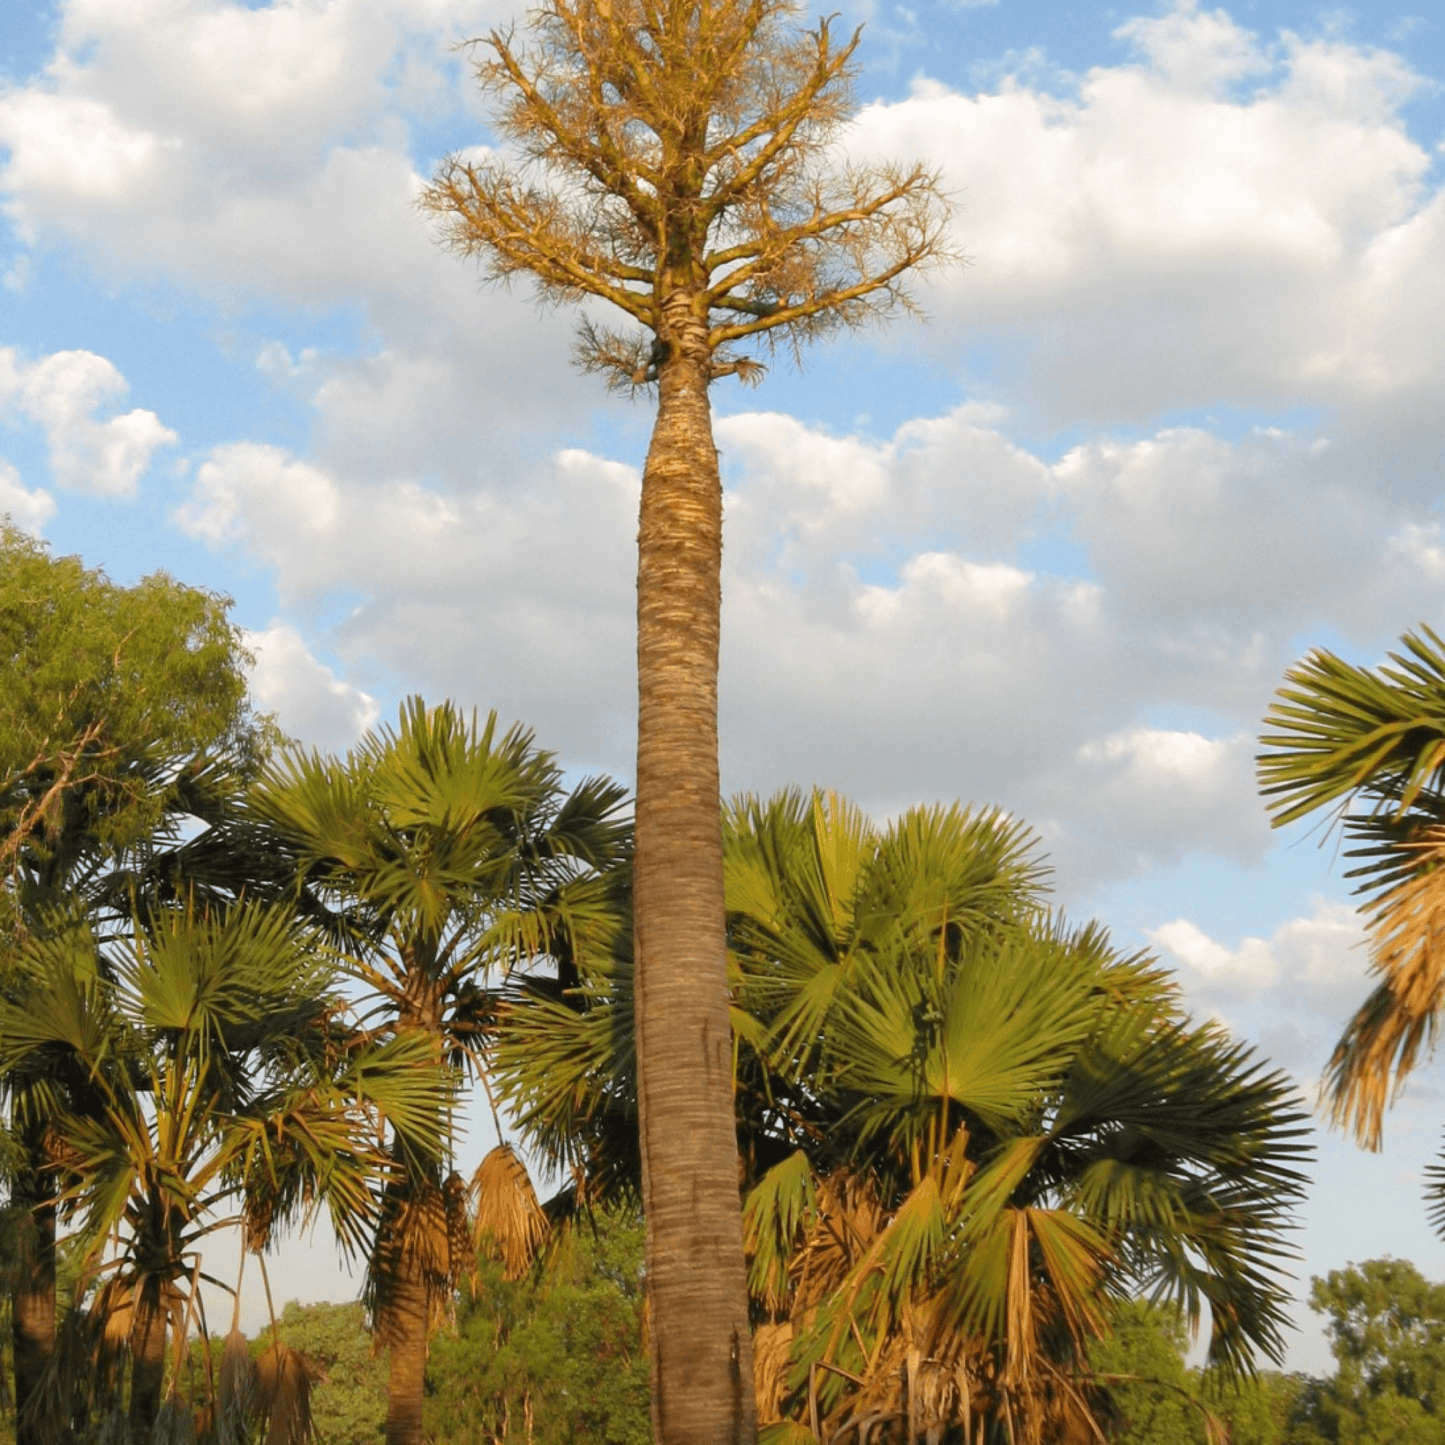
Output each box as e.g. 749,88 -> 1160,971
730,790 -> 1309,1442
248,697 -> 629,1445
1259,625 -> 1445,1208
499,788 -> 1311,1443
0,901 -> 443,1445
2,736 -> 278,1445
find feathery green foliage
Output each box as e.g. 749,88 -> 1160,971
426,1206 -> 650,1445
0,523 -> 265,923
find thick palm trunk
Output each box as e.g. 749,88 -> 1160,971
633,308 -> 756,1445
11,1146 -> 55,1445
382,1256 -> 429,1445
127,1280 -> 166,1445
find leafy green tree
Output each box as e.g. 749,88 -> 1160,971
269,1301 -> 389,1445
1259,628 -> 1445,1222
0,523 -> 265,1445
425,1205 -> 650,1445
1293,1258 -> 1445,1445
249,699 -> 629,1445
0,523 -> 261,906
1089,1298 -> 1312,1445
1089,1300 -> 1200,1444
422,0 -> 950,1431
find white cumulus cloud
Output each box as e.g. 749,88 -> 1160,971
0,348 -> 176,497
245,622 -> 379,753
0,461 -> 54,535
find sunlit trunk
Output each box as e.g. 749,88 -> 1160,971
11,1141 -> 55,1445
127,1279 -> 166,1445
382,1255 -> 429,1445
633,302 -> 756,1445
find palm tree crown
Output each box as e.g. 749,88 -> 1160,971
499,788 -> 1312,1442
1259,626 -> 1445,1221
729,790 -> 1310,1440
249,697 -> 629,1445
0,902 -> 442,1444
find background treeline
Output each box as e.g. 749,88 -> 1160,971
233,1252 -> 1445,1445
3,1237 -> 1432,1445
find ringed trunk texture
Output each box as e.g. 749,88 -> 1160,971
382,1255 -> 429,1445
633,316 -> 756,1445
11,1150 -> 55,1445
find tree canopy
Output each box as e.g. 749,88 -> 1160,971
421,0 -> 950,388
0,523 -> 261,912
499,787 -> 1313,1442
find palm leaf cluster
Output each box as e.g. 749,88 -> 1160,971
249,698 -> 629,1445
0,693 -> 630,1445
498,788 -> 1311,1443
0,901 -> 445,1444
1259,625 -> 1445,1215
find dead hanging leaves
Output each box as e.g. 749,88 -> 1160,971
749,1168 -> 1116,1445
470,1144 -> 549,1283
1328,825 -> 1445,1149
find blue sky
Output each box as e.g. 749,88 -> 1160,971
5,0 -> 1445,1371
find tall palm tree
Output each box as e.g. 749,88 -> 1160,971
1259,626 -> 1445,1209
499,789 -> 1312,1442
249,697 -> 629,1445
0,902 -> 441,1445
422,8 -> 951,1432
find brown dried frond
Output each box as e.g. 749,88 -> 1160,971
154,1394 -> 198,1445
95,1403 -> 130,1445
471,1144 -> 549,1281
24,1303 -> 96,1439
813,1299 -> 1105,1445
255,1341 -> 316,1445
88,1275 -> 138,1403
789,1169 -> 886,1315
192,1400 -> 216,1445
752,1320 -> 795,1425
1329,826 -> 1445,1147
444,1171 -> 472,1278
218,1328 -> 257,1445
372,1180 -> 459,1344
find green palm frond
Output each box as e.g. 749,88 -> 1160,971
743,1150 -> 817,1310
1259,626 -> 1445,1157
1259,626 -> 1445,828
728,787 -> 1311,1438
0,922 -> 116,1074
839,929 -> 1092,1141
1424,1138 -> 1445,1238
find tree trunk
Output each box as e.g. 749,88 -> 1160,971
383,1253 -> 429,1445
127,1279 -> 166,1445
12,1133 -> 55,1445
632,306 -> 756,1445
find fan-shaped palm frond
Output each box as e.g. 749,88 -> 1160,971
0,900 -> 446,1441
731,788 -> 1309,1442
250,697 -> 628,1445
1259,626 -> 1445,1155
499,783 -> 1308,1441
